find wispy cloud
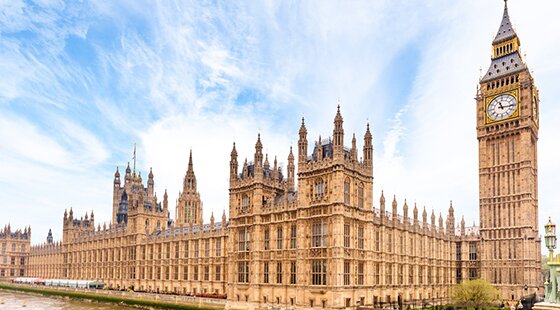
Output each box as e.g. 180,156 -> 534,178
1,1 -> 559,247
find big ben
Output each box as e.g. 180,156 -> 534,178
477,0 -> 542,300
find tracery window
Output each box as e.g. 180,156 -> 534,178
344,224 -> 350,248
290,261 -> 296,284
264,228 -> 270,250
241,195 -> 249,212
311,259 -> 327,285
357,262 -> 364,285
238,228 -> 249,252
358,226 -> 364,249
312,221 -> 328,248
290,224 -> 297,249
344,178 -> 351,205
276,262 -> 282,284
237,261 -> 249,283
343,261 -> 350,286
277,227 -> 283,250
263,262 -> 269,283
315,178 -> 325,198
358,182 -> 364,208
215,238 -> 221,257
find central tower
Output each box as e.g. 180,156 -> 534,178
476,0 -> 541,299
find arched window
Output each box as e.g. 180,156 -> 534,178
358,183 -> 364,209
242,195 -> 249,211
315,178 -> 325,198
344,178 -> 351,205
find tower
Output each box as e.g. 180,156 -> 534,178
476,0 -> 541,299
176,150 -> 203,226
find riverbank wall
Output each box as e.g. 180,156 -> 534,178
0,282 -> 226,309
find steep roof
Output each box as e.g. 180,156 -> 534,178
493,0 -> 517,44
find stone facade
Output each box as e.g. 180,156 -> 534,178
0,224 -> 30,278
24,1 -> 543,309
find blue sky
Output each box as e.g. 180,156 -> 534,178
1,0 -> 560,248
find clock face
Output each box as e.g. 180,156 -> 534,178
487,94 -> 517,121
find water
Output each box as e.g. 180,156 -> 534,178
0,289 -> 138,310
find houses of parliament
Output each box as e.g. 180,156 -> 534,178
3,1 -> 543,309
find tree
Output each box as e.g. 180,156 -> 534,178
451,279 -> 500,309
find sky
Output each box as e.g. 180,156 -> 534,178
1,0 -> 559,248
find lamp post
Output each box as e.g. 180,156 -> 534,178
545,217 -> 557,262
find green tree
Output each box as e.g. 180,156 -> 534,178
451,279 -> 500,309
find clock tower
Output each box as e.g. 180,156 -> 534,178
476,0 -> 541,299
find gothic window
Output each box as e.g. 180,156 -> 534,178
358,183 -> 364,208
375,230 -> 380,252
290,224 -> 297,249
242,195 -> 249,212
344,224 -> 350,248
215,239 -> 221,257
184,241 -> 189,258
263,262 -> 269,283
238,228 -> 249,252
166,243 -> 170,259
386,263 -> 393,285
183,266 -> 188,280
194,265 -> 199,281
312,221 -> 328,248
344,261 -> 350,286
358,225 -> 364,249
315,178 -> 325,198
398,265 -> 404,284
311,259 -> 327,285
469,242 -> 477,260
409,265 -> 414,285
344,178 -> 351,205
357,262 -> 364,285
194,240 -> 199,258
290,261 -> 297,284
237,261 -> 249,283
276,262 -> 282,284
419,266 -> 423,285
387,233 -> 392,253
215,265 -> 221,281
205,239 -> 210,257
204,266 -> 209,281
264,228 -> 270,250
277,227 -> 283,250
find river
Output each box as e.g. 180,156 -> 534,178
0,289 -> 138,310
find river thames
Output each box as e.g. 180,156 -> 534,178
0,289 -> 138,310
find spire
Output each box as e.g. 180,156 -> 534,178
264,154 -> 270,169
333,105 -> 344,154
363,123 -> 373,168
403,199 -> 409,219
299,117 -> 307,136
126,162 -> 131,174
351,133 -> 357,161
148,167 -> 153,179
288,146 -> 294,161
273,156 -> 278,180
298,117 -> 308,165
230,142 -> 238,180
114,167 -> 120,178
493,0 -> 516,44
188,149 -> 193,173
132,143 -> 137,175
